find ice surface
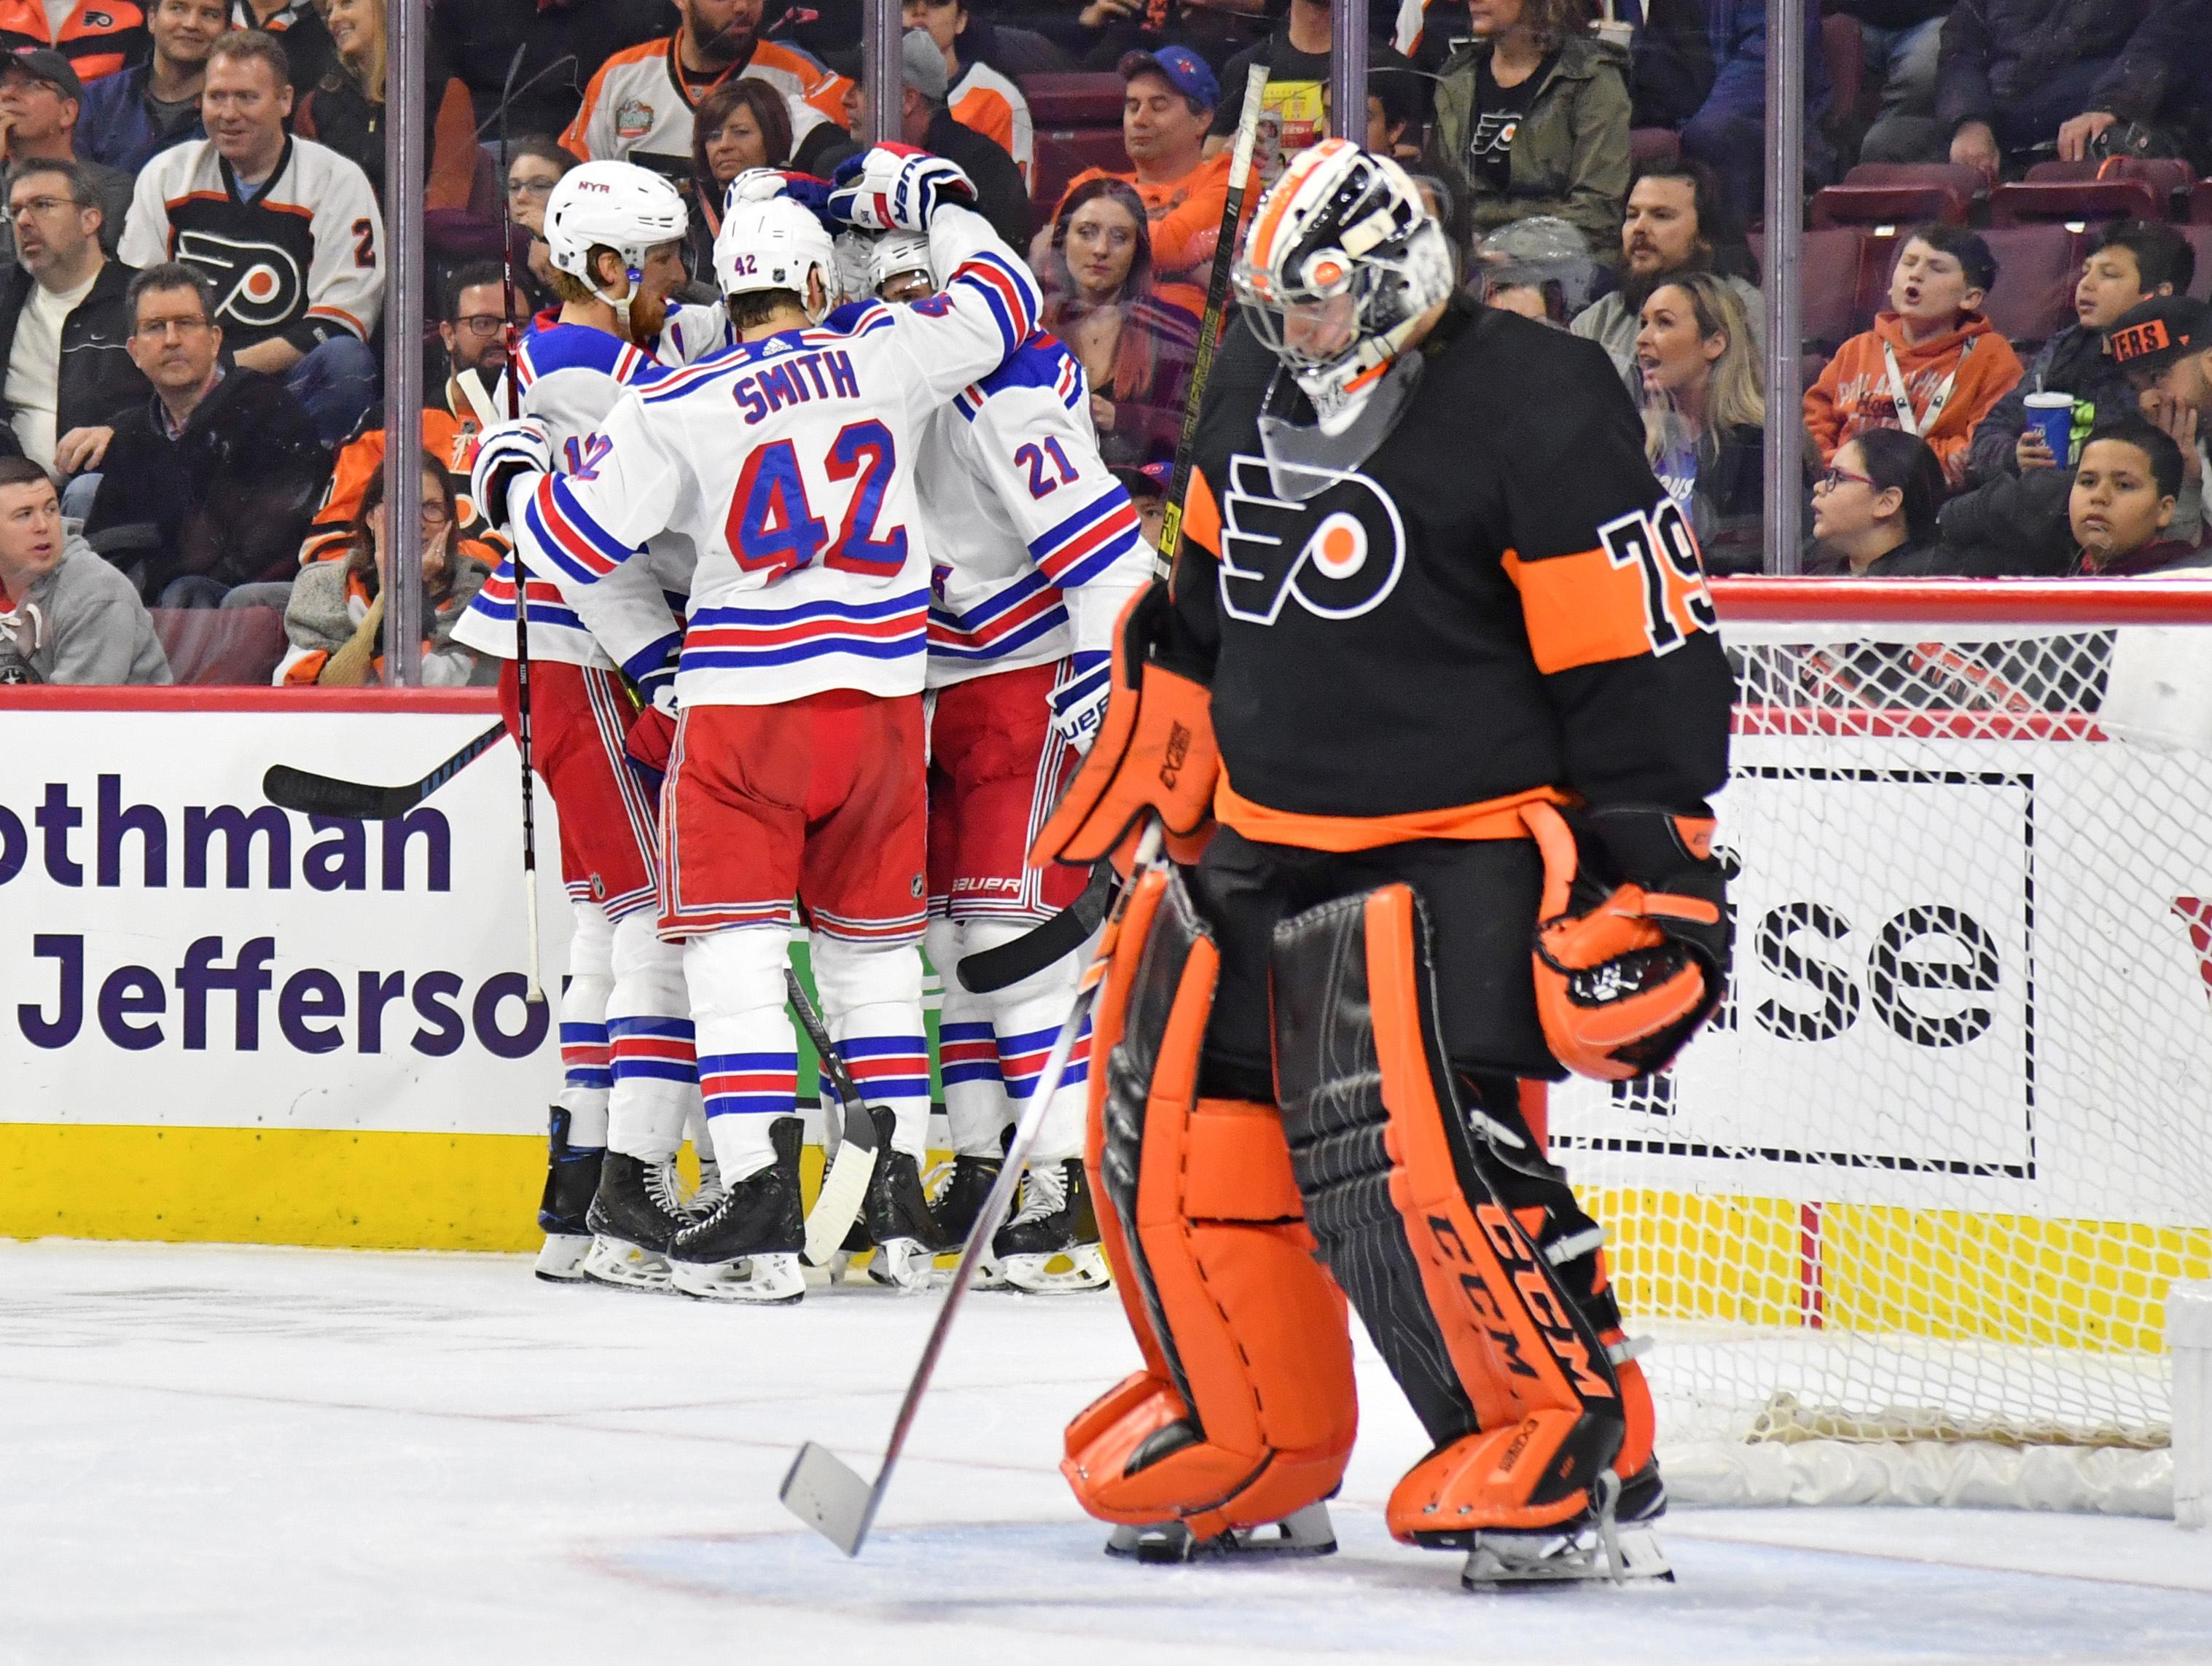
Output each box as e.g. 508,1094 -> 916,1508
4,1241 -> 2210,1665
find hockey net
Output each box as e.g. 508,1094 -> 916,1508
1551,580 -> 2212,1515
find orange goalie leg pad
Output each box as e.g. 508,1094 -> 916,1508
1063,869 -> 1357,1544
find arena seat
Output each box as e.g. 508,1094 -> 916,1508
1977,224 -> 2084,348
2190,180 -> 2212,225
1840,162 -> 1989,203
1629,127 -> 1681,169
1990,177 -> 2162,226
1820,14 -> 1866,130
1809,182 -> 1969,229
151,606 -> 289,686
1023,72 -> 1128,230
1748,224 -> 1865,354
2184,225 -> 2212,297
2025,157 -> 2193,217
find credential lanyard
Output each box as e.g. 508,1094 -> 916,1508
1883,336 -> 1973,438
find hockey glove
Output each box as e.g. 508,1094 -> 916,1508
829,144 -> 975,233
621,633 -> 681,791
1521,802 -> 1730,1082
470,418 -> 554,533
1047,650 -> 1111,752
724,166 -> 837,230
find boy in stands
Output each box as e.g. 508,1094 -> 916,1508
1804,224 -> 2022,487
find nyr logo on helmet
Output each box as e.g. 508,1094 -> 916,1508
1217,455 -> 1406,625
176,232 -> 302,331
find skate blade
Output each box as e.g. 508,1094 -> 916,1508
998,1243 -> 1111,1294
580,1235 -> 676,1294
1460,1524 -> 1673,1590
866,1240 -> 950,1292
1107,1502 -> 1337,1564
534,1233 -> 593,1282
672,1251 -> 806,1304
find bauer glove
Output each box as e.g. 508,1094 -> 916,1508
470,418 -> 553,533
1047,650 -> 1111,752
829,144 -> 975,233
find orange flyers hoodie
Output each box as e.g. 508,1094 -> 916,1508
1803,310 -> 2023,482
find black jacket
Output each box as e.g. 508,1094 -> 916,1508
1935,0 -> 2205,133
87,368 -> 332,594
1964,322 -> 2137,487
0,259 -> 149,448
432,0 -> 678,141
923,108 -> 1033,250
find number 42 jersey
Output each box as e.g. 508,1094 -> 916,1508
515,206 -> 1041,708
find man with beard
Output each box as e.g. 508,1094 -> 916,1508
450,161 -> 733,1286
562,0 -> 857,186
1568,157 -> 1762,380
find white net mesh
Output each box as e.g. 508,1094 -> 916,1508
1553,611 -> 2212,1512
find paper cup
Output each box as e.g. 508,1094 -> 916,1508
2024,391 -> 2076,466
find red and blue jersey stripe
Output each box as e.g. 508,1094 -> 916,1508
682,588 -> 929,674
700,1050 -> 798,1119
528,473 -> 636,587
560,1020 -> 611,1093
926,567 -> 1068,665
606,1015 -> 699,1085
997,1015 -> 1092,1099
947,250 -> 1039,358
832,1034 -> 931,1103
1031,488 -> 1142,590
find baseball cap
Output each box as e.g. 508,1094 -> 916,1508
3,48 -> 82,101
2104,297 -> 2209,380
1118,45 -> 1219,113
900,27 -> 949,103
1111,459 -> 1174,499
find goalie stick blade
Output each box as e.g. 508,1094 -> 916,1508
802,1141 -> 876,1268
956,864 -> 1117,993
781,1442 -> 877,1556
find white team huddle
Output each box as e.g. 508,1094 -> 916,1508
455,147 -> 1150,1303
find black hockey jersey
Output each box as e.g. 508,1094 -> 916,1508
1170,294 -> 1732,848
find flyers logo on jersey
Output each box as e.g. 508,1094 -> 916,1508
1217,455 -> 1406,625
176,232 -> 303,330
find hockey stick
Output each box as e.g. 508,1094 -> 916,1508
954,861 -> 1114,993
948,66 -> 1269,999
1154,59 -> 1269,581
783,969 -> 880,1267
496,43 -> 547,1001
262,721 -> 508,820
782,821 -> 1164,1556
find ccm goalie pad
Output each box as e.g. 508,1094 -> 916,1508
1029,583 -> 1219,873
1270,885 -> 1668,1587
1060,865 -> 1356,1558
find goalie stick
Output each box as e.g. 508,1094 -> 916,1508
262,721 -> 508,820
783,821 -> 1165,1555
950,60 -> 1270,1001
782,969 -> 880,1267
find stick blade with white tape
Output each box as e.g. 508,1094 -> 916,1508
802,1113 -> 876,1268
781,1442 -> 878,1556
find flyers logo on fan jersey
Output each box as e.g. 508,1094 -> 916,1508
176,230 -> 303,330
1216,455 -> 1406,625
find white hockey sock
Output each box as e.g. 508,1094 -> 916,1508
687,925 -> 799,1184
928,918 -> 1012,1159
558,901 -> 614,1150
813,934 -> 930,1161
988,947 -> 1089,1168
604,910 -> 697,1165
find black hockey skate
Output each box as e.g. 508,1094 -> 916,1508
582,1150 -> 695,1294
861,1105 -> 950,1290
536,1106 -> 603,1283
669,1116 -> 807,1303
929,1153 -> 1006,1287
992,1158 -> 1109,1294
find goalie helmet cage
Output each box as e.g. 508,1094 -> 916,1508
1551,579 -> 2212,1517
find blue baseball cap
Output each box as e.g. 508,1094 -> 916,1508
1118,45 -> 1219,112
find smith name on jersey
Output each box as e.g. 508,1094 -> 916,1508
1168,294 -> 1732,831
512,207 -> 1041,709
921,332 -> 1149,690
120,135 -> 383,353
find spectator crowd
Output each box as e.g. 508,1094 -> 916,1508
0,0 -> 2209,686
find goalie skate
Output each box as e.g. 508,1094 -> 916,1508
1104,1502 -> 1337,1564
927,1154 -> 1005,1288
582,1151 -> 695,1294
993,1159 -> 1109,1294
1457,1471 -> 1673,1591
670,1119 -> 807,1305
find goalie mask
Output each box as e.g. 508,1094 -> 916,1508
715,192 -> 838,323
1234,140 -> 1454,434
542,160 -> 689,332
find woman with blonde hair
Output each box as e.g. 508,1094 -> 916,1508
297,0 -> 477,210
1635,270 -> 1766,572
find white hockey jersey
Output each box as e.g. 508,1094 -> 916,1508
559,37 -> 849,184
516,207 -> 1041,708
119,136 -> 383,353
453,302 -> 733,669
920,332 -> 1149,692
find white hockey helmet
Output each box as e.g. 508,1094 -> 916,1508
542,160 -> 690,286
1233,139 -> 1454,423
715,193 -> 838,321
868,231 -> 936,299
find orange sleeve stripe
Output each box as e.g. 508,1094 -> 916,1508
1180,466 -> 1222,556
1500,544 -> 1654,674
